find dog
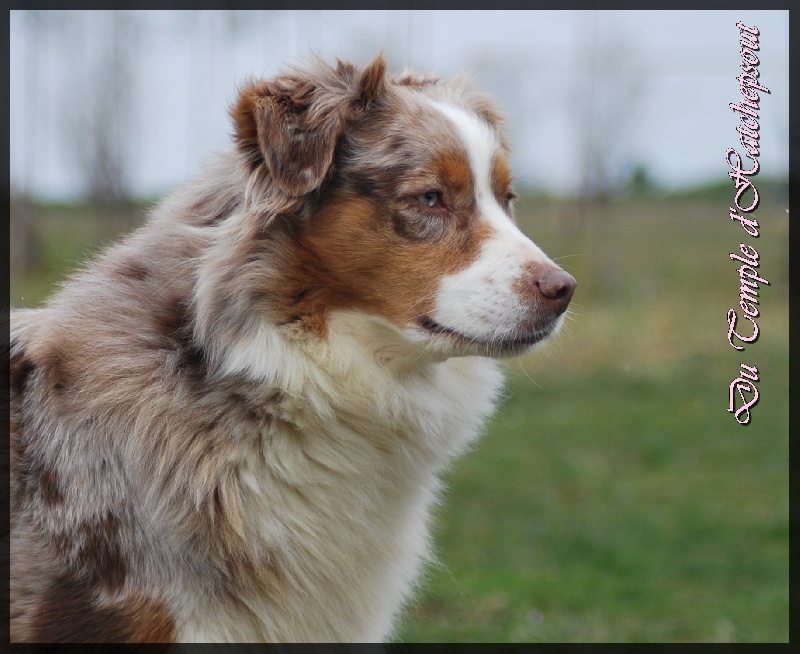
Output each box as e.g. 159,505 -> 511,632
9,54 -> 576,643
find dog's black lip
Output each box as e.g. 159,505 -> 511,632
418,316 -> 462,339
417,316 -> 547,350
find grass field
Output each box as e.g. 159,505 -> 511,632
9,187 -> 790,643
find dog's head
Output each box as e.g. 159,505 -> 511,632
226,54 -> 575,361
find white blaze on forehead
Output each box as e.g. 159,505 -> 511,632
430,101 -> 523,238
431,102 -> 496,210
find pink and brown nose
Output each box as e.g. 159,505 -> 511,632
516,263 -> 577,316
538,267 -> 577,315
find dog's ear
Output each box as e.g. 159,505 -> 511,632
231,54 -> 387,197
352,54 -> 387,112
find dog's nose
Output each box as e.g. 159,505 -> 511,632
536,267 -> 577,316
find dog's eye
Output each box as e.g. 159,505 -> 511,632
503,191 -> 518,209
417,190 -> 443,209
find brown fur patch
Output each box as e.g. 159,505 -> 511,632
10,350 -> 35,396
30,573 -> 176,643
52,512 -> 127,593
113,256 -> 150,282
39,466 -> 64,507
83,512 -> 128,592
291,192 -> 492,331
435,150 -> 473,202
151,295 -> 192,345
41,348 -> 69,394
492,152 -> 513,204
12,420 -> 64,509
191,187 -> 241,227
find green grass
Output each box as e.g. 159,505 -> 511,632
9,201 -> 151,307
398,357 -> 788,642
9,190 -> 790,642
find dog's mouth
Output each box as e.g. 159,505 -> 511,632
417,315 -> 552,354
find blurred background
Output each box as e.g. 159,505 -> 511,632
9,10 -> 789,643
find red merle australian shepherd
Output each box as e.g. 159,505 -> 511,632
9,54 -> 576,643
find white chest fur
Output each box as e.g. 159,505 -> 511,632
176,311 -> 505,642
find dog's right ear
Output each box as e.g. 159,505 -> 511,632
231,55 -> 387,198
